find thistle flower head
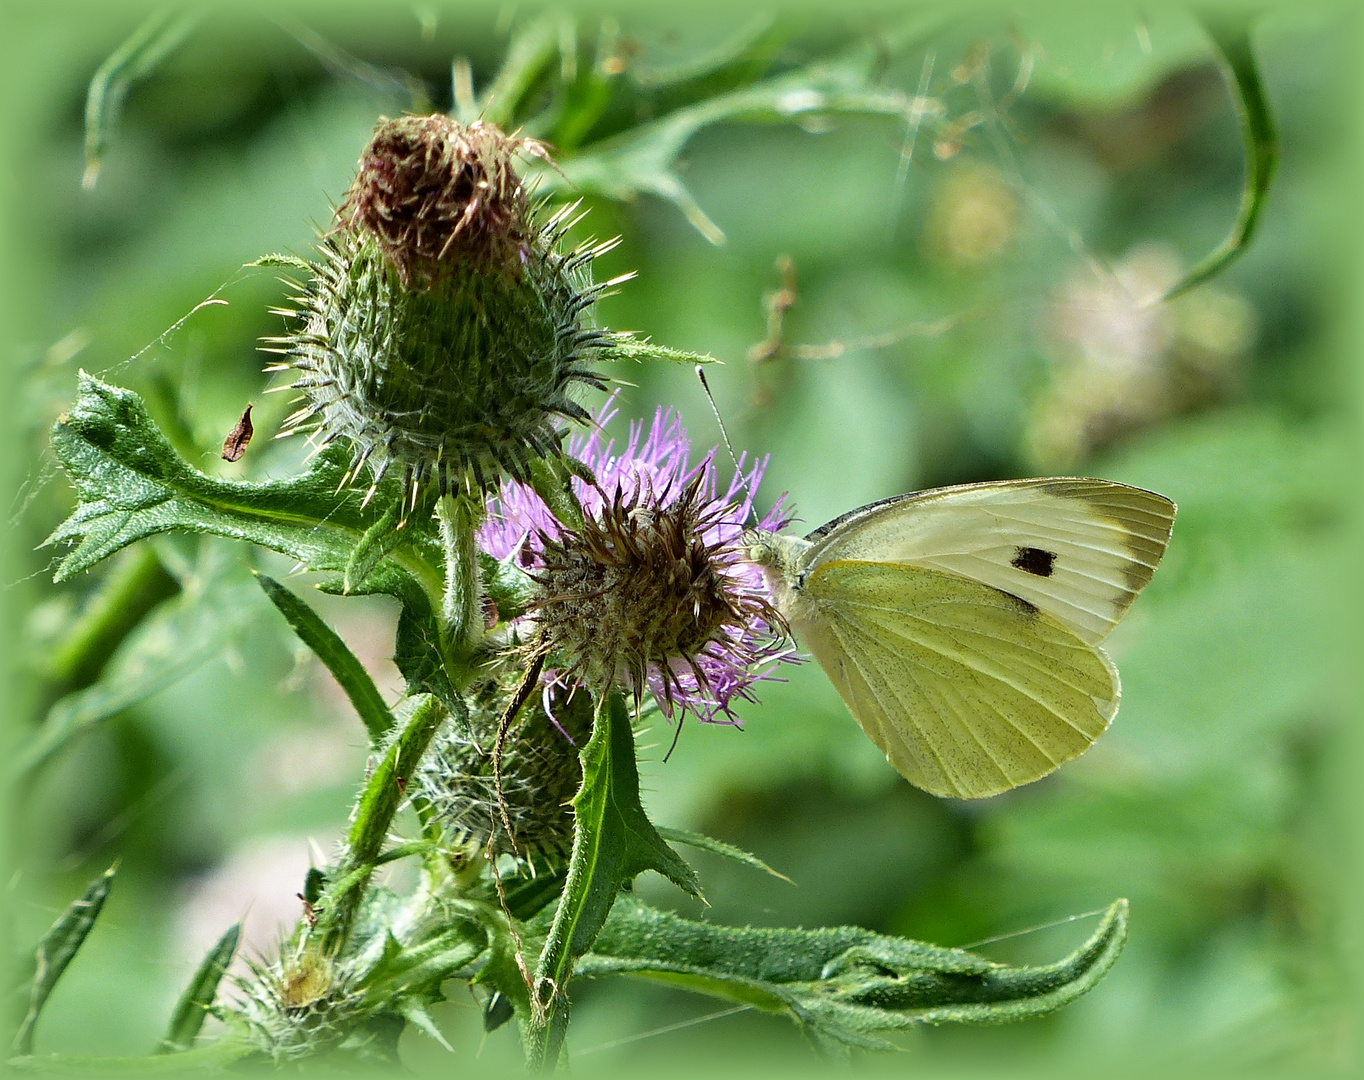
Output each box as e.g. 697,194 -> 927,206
267,114 -> 624,504
483,401 -> 796,723
337,115 -> 546,286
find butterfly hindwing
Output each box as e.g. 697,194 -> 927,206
796,559 -> 1120,798
802,478 -> 1175,646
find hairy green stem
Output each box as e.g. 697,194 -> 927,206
316,694 -> 450,953
525,691 -> 608,1071
45,545 -> 178,696
437,491 -> 484,654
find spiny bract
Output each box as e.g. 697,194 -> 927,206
266,115 -> 627,504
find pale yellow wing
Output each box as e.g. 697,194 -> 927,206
802,478 -> 1175,645
796,559 -> 1119,799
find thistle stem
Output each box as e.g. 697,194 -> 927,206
437,491 -> 485,654
525,690 -> 611,1072
315,694 -> 449,953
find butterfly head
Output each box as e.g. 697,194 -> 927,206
739,529 -> 811,615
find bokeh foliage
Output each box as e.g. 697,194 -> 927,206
4,3 -> 1356,1072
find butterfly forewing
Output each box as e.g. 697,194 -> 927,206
797,560 -> 1120,799
801,478 -> 1175,645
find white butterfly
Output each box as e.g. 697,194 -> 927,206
744,478 -> 1176,799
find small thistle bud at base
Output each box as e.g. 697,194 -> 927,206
271,114 -> 615,505
236,948 -> 364,1063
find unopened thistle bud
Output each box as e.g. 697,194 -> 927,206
415,682 -> 592,866
268,114 -> 626,503
236,948 -> 364,1063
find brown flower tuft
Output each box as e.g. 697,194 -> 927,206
528,474 -> 786,716
336,114 -> 550,285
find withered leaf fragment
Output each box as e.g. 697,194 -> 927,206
221,404 -> 254,462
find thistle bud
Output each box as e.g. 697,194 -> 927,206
415,682 -> 592,867
270,115 -> 620,502
237,949 -> 363,1062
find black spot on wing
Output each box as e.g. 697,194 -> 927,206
1011,546 -> 1057,577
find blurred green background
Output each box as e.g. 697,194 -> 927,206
4,3 -> 1356,1072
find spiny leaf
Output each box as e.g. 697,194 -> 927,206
577,895 -> 1129,1051
476,13 -> 568,129
12,866 -> 118,1056
320,565 -> 460,717
1160,15 -> 1278,301
256,573 -> 395,746
45,375 -> 442,609
358,921 -> 486,1008
527,691 -> 699,1068
597,335 -> 720,366
396,1001 -> 452,1052
343,498 -> 405,593
628,12 -> 785,103
656,826 -> 792,884
158,923 -> 240,1053
245,253 -> 314,272
530,18 -> 943,243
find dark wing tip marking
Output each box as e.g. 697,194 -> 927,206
1011,546 -> 1057,577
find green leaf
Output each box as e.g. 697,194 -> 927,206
321,566 -> 460,717
245,253 -> 315,272
15,567 -> 261,781
504,872 -> 568,923
255,573 -> 395,746
1160,15 -> 1278,301
45,374 -> 441,610
577,894 -> 1129,1051
82,7 -> 201,190
396,1000 -> 452,1052
358,921 -> 486,1010
343,498 -> 405,593
526,455 -> 586,534
12,866 -> 117,1056
40,545 -> 179,694
476,13 -> 568,129
158,923 -> 240,1053
531,20 -> 941,243
527,691 -> 700,1069
628,13 -> 785,103
656,826 -> 793,884
7,1040 -> 260,1074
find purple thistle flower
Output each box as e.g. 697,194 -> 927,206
481,397 -> 798,725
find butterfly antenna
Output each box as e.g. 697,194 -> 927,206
695,365 -> 758,527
